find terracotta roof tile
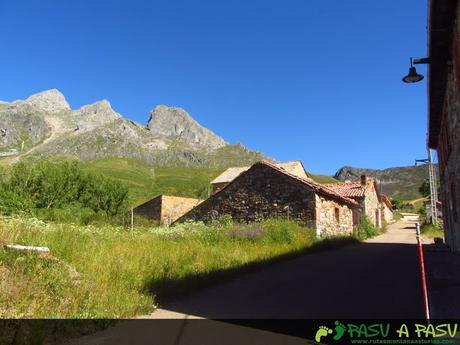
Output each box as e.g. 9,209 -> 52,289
324,181 -> 366,198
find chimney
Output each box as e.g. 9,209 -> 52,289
360,175 -> 367,186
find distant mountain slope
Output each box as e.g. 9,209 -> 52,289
334,165 -> 437,200
0,89 -> 265,168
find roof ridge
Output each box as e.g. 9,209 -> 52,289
255,160 -> 358,206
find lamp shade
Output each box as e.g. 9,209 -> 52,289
402,67 -> 424,83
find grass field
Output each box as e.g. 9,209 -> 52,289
81,158 -> 221,205
0,216 -> 357,318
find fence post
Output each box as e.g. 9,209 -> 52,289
131,207 -> 134,231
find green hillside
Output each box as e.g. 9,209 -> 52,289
81,158 -> 336,207
81,158 -> 220,205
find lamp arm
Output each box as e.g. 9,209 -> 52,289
413,57 -> 431,65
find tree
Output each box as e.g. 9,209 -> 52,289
418,179 -> 440,198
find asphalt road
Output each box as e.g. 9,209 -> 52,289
157,215 -> 425,319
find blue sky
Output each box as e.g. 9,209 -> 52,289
0,0 -> 429,175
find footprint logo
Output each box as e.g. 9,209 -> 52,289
315,326 -> 333,343
333,321 -> 346,341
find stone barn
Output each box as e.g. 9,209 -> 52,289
133,195 -> 202,226
426,0 -> 460,252
381,194 -> 394,223
210,160 -> 311,194
325,175 -> 382,228
176,161 -> 358,237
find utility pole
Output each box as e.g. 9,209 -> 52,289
415,149 -> 438,225
427,149 -> 438,225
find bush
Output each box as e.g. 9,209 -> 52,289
0,160 -> 130,224
355,216 -> 379,240
420,223 -> 444,239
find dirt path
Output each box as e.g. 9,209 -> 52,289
149,216 -> 424,319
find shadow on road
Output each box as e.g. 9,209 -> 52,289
152,241 -> 425,319
144,237 -> 359,303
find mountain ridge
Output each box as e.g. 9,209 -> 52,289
0,89 -> 264,168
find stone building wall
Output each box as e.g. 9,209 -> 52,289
363,184 -> 381,228
314,195 -> 354,237
177,163 -> 356,236
177,163 -> 318,228
212,182 -> 228,194
160,196 -> 202,226
437,16 -> 460,251
133,195 -> 162,221
134,195 -> 201,226
381,204 -> 394,223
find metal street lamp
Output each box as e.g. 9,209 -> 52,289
402,57 -> 430,83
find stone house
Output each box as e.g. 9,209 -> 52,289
325,175 -> 382,228
176,161 -> 358,237
133,195 -> 202,226
210,160 -> 311,194
426,0 -> 460,251
380,194 -> 394,223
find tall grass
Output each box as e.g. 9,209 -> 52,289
0,217 -> 351,318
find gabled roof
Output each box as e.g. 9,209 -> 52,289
174,161 -> 358,224
325,177 -> 379,200
381,194 -> 393,211
324,181 -> 365,198
211,160 -> 311,184
250,161 -> 358,207
211,167 -> 250,184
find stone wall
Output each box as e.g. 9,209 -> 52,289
212,182 -> 228,194
134,195 -> 201,226
381,204 -> 393,223
437,14 -> 460,251
314,195 -> 354,237
177,163 -> 356,236
133,195 -> 162,221
161,196 -> 202,226
177,163 -> 318,227
363,182 -> 381,228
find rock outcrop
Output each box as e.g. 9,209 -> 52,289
72,100 -> 121,132
147,105 -> 226,149
25,89 -> 71,113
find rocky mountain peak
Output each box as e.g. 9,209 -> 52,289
78,99 -> 115,115
147,105 -> 226,149
25,89 -> 70,113
72,99 -> 121,132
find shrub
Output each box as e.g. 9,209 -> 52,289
0,160 -> 130,223
355,216 -> 378,240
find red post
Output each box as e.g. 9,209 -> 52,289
416,222 -> 430,320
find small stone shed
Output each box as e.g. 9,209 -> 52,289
176,161 -> 358,236
133,195 -> 202,226
380,194 -> 394,223
210,160 -> 311,194
325,176 -> 382,228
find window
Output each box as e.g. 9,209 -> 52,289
334,207 -> 340,223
